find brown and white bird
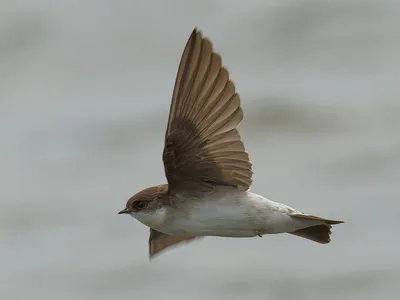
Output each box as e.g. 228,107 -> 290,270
118,28 -> 344,259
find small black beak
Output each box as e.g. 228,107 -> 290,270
118,208 -> 129,215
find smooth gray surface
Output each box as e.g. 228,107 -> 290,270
2,0 -> 400,299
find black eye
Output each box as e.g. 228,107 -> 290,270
135,200 -> 146,210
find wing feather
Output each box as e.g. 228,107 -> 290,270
163,28 -> 252,194
149,229 -> 198,259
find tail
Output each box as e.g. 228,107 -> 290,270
289,214 -> 344,244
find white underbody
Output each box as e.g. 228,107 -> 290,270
130,190 -> 326,237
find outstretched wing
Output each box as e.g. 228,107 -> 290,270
162,28 -> 252,194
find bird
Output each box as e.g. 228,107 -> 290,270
118,28 -> 344,259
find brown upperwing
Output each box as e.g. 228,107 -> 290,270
162,28 -> 252,195
149,228 -> 200,259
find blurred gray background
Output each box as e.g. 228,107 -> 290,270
1,0 -> 400,299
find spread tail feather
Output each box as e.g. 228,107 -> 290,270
291,214 -> 344,225
290,224 -> 333,243
289,214 -> 344,244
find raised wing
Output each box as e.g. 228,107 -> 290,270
162,28 -> 252,194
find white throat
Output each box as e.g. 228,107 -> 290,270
130,207 -> 168,229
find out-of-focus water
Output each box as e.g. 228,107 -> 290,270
1,1 -> 400,299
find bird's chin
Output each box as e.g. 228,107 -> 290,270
129,207 -> 168,229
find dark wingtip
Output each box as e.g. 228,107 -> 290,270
191,27 -> 202,38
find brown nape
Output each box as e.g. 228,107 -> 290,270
290,224 -> 333,244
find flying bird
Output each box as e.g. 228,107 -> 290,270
118,28 -> 344,259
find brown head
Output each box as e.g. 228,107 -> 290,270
118,184 -> 169,228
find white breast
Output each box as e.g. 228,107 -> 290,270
130,207 -> 168,229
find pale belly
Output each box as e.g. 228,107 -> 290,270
149,191 -> 312,238
163,206 -> 260,237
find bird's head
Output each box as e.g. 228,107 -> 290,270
118,184 -> 168,228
